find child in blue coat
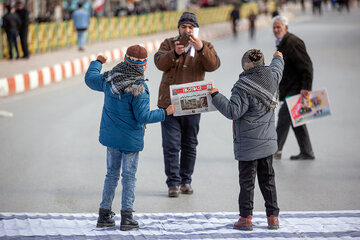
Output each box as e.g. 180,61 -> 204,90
85,45 -> 174,231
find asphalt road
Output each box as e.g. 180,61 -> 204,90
1,7 -> 360,215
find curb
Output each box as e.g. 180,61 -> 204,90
0,27 -> 231,97
0,13 -> 292,97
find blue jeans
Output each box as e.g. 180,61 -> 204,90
100,147 -> 139,211
76,30 -> 86,49
161,114 -> 200,187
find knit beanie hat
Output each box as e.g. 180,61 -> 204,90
15,0 -> 24,6
124,44 -> 148,71
178,12 -> 199,28
241,49 -> 265,71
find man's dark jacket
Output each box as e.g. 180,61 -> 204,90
276,32 -> 313,101
2,12 -> 21,32
16,8 -> 29,31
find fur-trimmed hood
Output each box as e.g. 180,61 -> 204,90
124,82 -> 146,97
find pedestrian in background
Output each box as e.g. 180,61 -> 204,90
154,12 -> 220,198
301,0 -> 306,12
230,4 -> 240,37
85,45 -> 175,230
15,0 -> 30,59
209,49 -> 284,231
272,15 -> 315,160
248,11 -> 257,39
72,2 -> 89,51
2,4 -> 21,60
312,0 -> 323,15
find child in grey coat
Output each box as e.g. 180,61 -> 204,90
210,49 -> 284,231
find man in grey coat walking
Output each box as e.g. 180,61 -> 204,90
210,49 -> 284,231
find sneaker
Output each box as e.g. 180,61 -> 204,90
234,215 -> 252,231
168,186 -> 180,197
267,215 -> 279,230
290,153 -> 315,160
273,150 -> 282,160
180,184 -> 193,194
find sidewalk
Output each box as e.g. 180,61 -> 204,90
0,9 -> 295,97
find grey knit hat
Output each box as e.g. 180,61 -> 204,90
178,12 -> 199,28
241,49 -> 265,71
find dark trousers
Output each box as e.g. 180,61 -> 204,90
6,30 -> 19,59
161,114 -> 200,187
19,28 -> 29,57
231,20 -> 238,36
276,102 -> 314,155
238,156 -> 279,217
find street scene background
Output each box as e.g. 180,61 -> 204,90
0,4 -> 360,218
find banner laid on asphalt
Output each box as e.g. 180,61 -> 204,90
1,211 -> 359,239
286,89 -> 331,127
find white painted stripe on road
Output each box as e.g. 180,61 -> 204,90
42,67 -> 51,85
29,70 -> 39,89
113,48 -> 121,61
63,61 -> 72,79
0,110 -> 14,117
146,41 -> 154,53
73,59 -> 82,75
14,74 -> 25,93
89,54 -> 97,62
82,56 -> 90,70
154,40 -> 161,50
104,50 -> 112,63
53,64 -> 62,82
0,78 -> 9,96
121,47 -> 127,58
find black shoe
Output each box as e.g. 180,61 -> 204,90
96,208 -> 115,228
290,153 -> 315,160
120,210 -> 139,231
273,150 -> 282,160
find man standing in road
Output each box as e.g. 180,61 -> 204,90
15,0 -> 29,59
72,2 -> 89,51
272,15 -> 315,160
155,12 -> 220,197
230,4 -> 240,37
2,4 -> 21,60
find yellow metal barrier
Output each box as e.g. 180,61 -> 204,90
1,3 -> 275,59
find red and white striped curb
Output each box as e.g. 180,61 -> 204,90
0,13 -> 285,97
0,27 -> 231,97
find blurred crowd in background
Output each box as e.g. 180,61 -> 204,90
0,0 -> 232,24
1,0 -> 358,25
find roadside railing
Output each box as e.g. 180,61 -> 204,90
0,2 -> 275,59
